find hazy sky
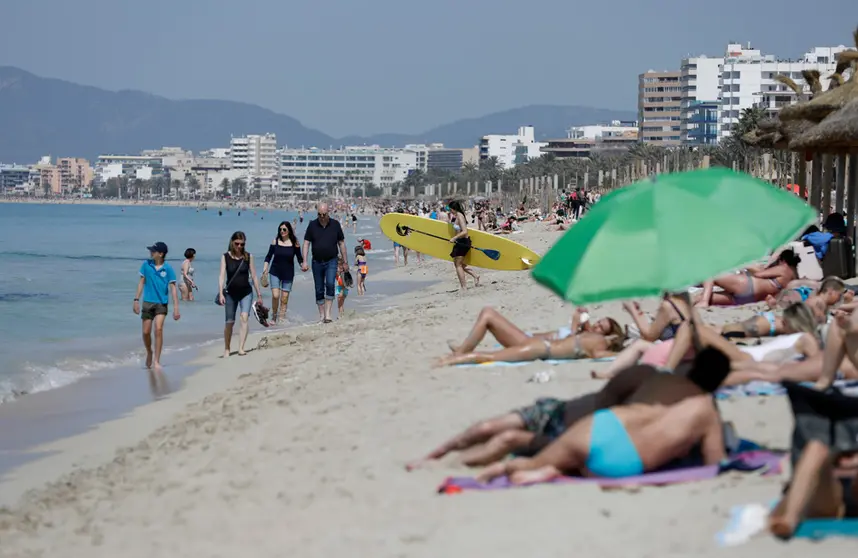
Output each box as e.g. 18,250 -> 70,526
1,0 -> 853,136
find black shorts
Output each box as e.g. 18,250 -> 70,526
450,237 -> 471,258
141,302 -> 168,321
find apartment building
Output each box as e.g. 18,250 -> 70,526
230,134 -> 278,187
718,43 -> 850,139
0,164 -> 32,193
479,126 -> 546,168
95,155 -> 164,183
542,121 -> 639,158
280,146 -> 417,195
426,147 -> 479,173
56,158 -> 93,194
679,56 -> 723,144
638,71 -> 682,145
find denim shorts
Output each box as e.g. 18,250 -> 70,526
269,275 -> 293,293
225,293 -> 252,323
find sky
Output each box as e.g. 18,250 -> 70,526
1,0 -> 854,137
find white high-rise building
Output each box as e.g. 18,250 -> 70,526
718,43 -> 851,139
230,134 -> 278,190
479,126 -> 546,168
680,55 -> 724,144
280,146 -> 417,196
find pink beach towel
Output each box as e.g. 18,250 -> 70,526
437,450 -> 783,494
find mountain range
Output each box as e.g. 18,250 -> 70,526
0,66 -> 635,163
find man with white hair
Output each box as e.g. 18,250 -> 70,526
301,202 -> 348,322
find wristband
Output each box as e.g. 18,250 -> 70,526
134,298 -> 140,301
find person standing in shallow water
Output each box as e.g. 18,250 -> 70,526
301,202 -> 348,323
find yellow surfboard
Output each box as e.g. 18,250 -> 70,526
379,213 -> 541,271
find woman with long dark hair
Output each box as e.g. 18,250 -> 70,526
262,221 -> 304,324
217,231 -> 262,357
448,200 -> 479,289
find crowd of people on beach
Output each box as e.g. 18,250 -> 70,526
407,210 -> 858,540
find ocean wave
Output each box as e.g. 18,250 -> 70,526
0,293 -> 54,302
0,250 -> 222,263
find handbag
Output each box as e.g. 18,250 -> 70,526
261,255 -> 273,288
215,257 -> 244,306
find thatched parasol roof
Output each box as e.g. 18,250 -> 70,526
779,50 -> 858,122
788,97 -> 858,152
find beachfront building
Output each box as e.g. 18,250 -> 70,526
679,56 -> 723,144
426,147 -> 479,173
541,121 -> 639,159
718,43 -> 852,139
280,146 -> 417,196
95,155 -> 164,184
638,70 -> 682,146
56,158 -> 93,194
230,134 -> 278,193
0,164 -> 32,194
479,126 -> 546,168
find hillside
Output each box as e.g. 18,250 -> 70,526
0,67 -> 635,163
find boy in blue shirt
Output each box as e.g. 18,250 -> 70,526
133,242 -> 180,374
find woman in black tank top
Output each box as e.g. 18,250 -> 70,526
217,231 -> 262,357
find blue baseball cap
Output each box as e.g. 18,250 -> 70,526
147,241 -> 169,255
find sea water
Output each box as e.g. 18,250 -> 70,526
0,203 -> 400,404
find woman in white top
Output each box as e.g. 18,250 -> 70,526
179,248 -> 197,301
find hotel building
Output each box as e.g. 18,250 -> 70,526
479,126 -> 547,168
230,134 -> 278,191
638,70 -> 682,145
541,121 -> 639,159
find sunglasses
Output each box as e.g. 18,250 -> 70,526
279,227 -> 288,232
319,213 -> 329,217
234,241 -> 245,246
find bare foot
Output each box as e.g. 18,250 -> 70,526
591,369 -> 612,380
475,461 -> 507,483
145,352 -> 153,369
695,301 -> 710,309
474,275 -> 481,287
222,350 -> 231,358
405,458 -> 436,471
768,513 -> 797,540
765,294 -> 778,309
153,361 -> 164,374
510,465 -> 562,485
447,340 -> 461,353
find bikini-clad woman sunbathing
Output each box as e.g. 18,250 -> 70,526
443,306 -> 622,361
436,312 -> 625,367
766,276 -> 849,311
720,286 -> 837,338
695,249 -> 800,307
622,292 -> 688,341
475,348 -> 731,484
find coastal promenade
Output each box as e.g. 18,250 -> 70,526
0,222 -> 852,557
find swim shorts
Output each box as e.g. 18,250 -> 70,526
140,302 -> 168,321
514,397 -> 567,440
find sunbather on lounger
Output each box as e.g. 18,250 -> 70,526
769,443 -> 858,538
435,326 -> 625,367
476,348 -> 731,484
445,306 -> 620,356
695,249 -> 800,307
719,301 -> 819,339
406,363 -> 660,470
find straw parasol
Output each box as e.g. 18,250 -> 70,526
779,49 -> 858,122
788,97 -> 858,152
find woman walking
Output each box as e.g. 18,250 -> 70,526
217,231 -> 263,357
448,200 -> 479,290
179,248 -> 197,301
261,221 -> 303,324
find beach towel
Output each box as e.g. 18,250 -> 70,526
455,357 -> 615,368
437,450 -> 782,494
716,379 -> 858,400
716,503 -> 858,546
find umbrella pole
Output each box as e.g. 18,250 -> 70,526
821,154 -> 833,220
809,155 -> 823,213
836,155 -> 847,214
847,154 -> 858,243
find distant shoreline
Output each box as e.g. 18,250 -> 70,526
0,198 -> 325,209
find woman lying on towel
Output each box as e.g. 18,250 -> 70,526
622,292 -> 689,342
476,348 -> 731,484
436,308 -> 625,367
720,296 -> 826,339
766,276 -> 849,311
594,303 -> 822,383
443,306 -> 621,357
695,249 -> 800,308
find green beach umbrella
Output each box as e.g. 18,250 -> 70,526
532,168 -> 816,304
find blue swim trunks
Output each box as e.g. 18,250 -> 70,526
586,409 -> 645,477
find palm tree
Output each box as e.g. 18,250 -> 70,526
219,178 -> 231,199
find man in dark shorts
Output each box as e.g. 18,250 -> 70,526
407,348 -> 731,471
301,202 -> 348,323
133,242 -> 180,375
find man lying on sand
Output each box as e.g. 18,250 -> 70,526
765,276 -> 849,313
475,347 -> 730,484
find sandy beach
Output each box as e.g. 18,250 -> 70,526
0,222 -> 854,557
